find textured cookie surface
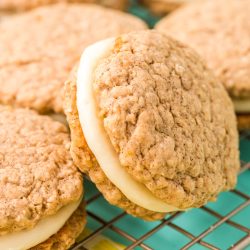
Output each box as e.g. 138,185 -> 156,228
92,31 -> 239,209
30,202 -> 86,250
156,0 -> 250,98
66,30 -> 239,215
0,4 -> 146,113
0,0 -> 128,12
65,69 -> 165,220
140,0 -> 192,14
0,106 -> 82,235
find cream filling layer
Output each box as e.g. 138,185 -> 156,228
0,198 -> 81,250
233,98 -> 250,113
76,38 -> 180,213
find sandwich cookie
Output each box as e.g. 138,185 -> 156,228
0,106 -> 85,250
0,0 -> 129,12
156,0 -> 250,129
0,3 -> 147,114
65,30 -> 240,220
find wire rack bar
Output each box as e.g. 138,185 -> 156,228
87,211 -> 153,250
125,213 -> 182,250
167,223 -> 220,250
181,200 -> 250,249
72,133 -> 250,250
86,193 -> 102,204
239,161 -> 250,174
230,234 -> 250,250
71,212 -> 126,250
231,189 -> 250,200
201,206 -> 249,233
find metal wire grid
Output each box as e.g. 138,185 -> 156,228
72,131 -> 250,250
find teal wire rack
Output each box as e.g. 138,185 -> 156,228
71,4 -> 249,249
71,131 -> 250,250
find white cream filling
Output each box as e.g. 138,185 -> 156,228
76,38 -> 180,213
233,98 -> 250,113
0,198 -> 81,250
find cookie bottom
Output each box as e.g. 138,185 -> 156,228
64,71 -> 165,221
237,114 -> 250,130
30,202 -> 86,250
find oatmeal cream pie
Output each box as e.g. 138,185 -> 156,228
0,105 -> 85,250
156,0 -> 250,129
65,30 -> 240,220
0,0 -> 129,12
0,3 -> 147,114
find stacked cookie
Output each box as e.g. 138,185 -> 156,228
0,0 -> 242,249
65,30 -> 240,220
0,3 -> 147,249
0,106 -> 85,249
156,0 -> 250,129
0,0 -> 129,12
0,4 -> 146,114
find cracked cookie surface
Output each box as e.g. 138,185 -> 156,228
0,0 -> 128,12
0,105 -> 82,235
65,30 -> 239,218
0,3 -> 146,113
65,69 -> 165,220
93,31 -> 239,209
156,0 -> 250,99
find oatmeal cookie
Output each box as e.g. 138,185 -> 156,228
156,0 -> 250,128
0,0 -> 129,12
0,105 -> 85,249
65,30 -> 240,220
0,3 -> 147,113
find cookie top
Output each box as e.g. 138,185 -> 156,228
65,69 -> 167,220
156,0 -> 250,98
0,0 -> 128,12
140,0 -> 192,14
0,105 -> 82,235
0,4 -> 146,113
89,30 -> 239,209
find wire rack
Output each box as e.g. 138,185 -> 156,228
71,130 -> 250,250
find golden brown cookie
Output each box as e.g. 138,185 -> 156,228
140,0 -> 194,14
31,202 -> 86,250
156,0 -> 250,123
0,0 -> 129,12
0,3 -> 147,114
65,69 -> 166,221
65,30 -> 240,220
0,105 -> 85,249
